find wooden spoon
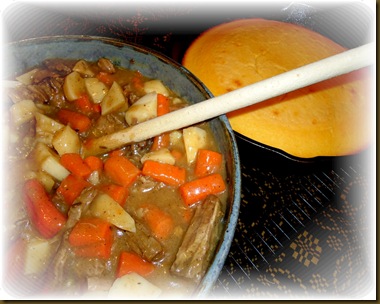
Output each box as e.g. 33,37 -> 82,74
82,42 -> 374,157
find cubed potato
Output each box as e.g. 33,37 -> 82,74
183,126 -> 208,164
125,92 -> 157,125
10,100 -> 39,126
101,81 -> 127,115
24,238 -> 52,275
15,68 -> 38,85
63,71 -> 86,101
169,130 -> 183,145
73,60 -> 96,77
36,170 -> 55,193
90,193 -> 136,232
35,112 -> 64,146
141,148 -> 175,165
143,79 -> 169,96
52,125 -> 81,156
108,273 -> 161,299
34,142 -> 70,181
84,77 -> 108,104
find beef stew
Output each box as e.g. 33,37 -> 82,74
4,57 -> 228,299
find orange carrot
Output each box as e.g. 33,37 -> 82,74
151,94 -> 170,151
99,183 -> 129,206
74,94 -> 101,114
57,109 -> 92,133
108,149 -> 124,158
68,217 -> 113,259
96,71 -> 115,86
131,71 -> 144,91
104,156 -> 141,187
116,251 -> 155,278
194,149 -> 223,178
141,204 -> 174,240
60,153 -> 92,179
170,149 -> 183,161
56,174 -> 91,205
151,133 -> 170,151
156,93 -> 170,116
23,179 -> 67,238
73,240 -> 112,259
179,173 -> 226,207
84,155 -> 103,172
142,160 -> 186,187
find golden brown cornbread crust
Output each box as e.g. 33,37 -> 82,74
183,19 -> 371,158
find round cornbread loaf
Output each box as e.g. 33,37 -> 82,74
183,19 -> 371,158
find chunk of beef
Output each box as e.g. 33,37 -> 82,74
170,195 -> 223,283
90,113 -> 127,138
97,58 -> 116,74
125,220 -> 164,262
47,188 -> 98,291
42,58 -> 75,75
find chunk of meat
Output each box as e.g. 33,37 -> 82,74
97,58 -> 116,74
170,195 -> 223,283
42,58 -> 75,75
125,220 -> 164,262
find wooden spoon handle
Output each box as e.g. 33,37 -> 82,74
82,42 -> 374,156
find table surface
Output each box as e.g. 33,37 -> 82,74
2,1 -> 375,300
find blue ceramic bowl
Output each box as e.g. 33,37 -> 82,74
3,36 -> 241,299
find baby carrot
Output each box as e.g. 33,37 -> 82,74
57,109 -> 92,133
179,173 -> 226,207
151,94 -> 170,151
56,174 -> 91,205
116,251 -> 155,278
142,160 -> 186,186
140,204 -> 174,240
104,155 -> 141,187
68,217 -> 113,259
60,153 -> 92,179
194,149 -> 223,178
74,94 -> 101,114
96,71 -> 115,86
99,183 -> 129,207
84,155 -> 103,173
23,179 -> 67,238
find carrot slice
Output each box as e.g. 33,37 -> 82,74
141,204 -> 174,240
60,153 -> 92,179
68,217 -> 113,259
131,71 -> 144,91
179,173 -> 226,207
104,156 -> 141,187
194,149 -> 223,177
74,94 -> 101,114
96,71 -> 115,86
57,108 -> 92,133
73,240 -> 112,259
68,217 -> 112,246
56,174 -> 91,205
116,251 -> 155,278
142,160 -> 186,186
151,133 -> 170,151
84,155 -> 103,172
23,179 -> 67,238
99,183 -> 129,206
151,94 -> 171,151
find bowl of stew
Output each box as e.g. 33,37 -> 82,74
2,36 -> 241,300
